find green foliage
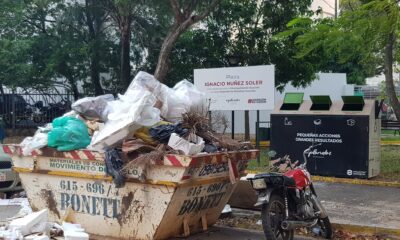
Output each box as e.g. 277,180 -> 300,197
166,0 -> 316,88
279,14 -> 381,85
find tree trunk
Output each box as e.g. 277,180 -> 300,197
68,78 -> 80,101
154,27 -> 181,82
384,32 -> 400,121
90,54 -> 103,95
244,110 -> 250,141
120,17 -> 132,88
86,0 -> 104,96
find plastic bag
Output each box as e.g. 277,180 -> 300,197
48,117 -> 91,151
20,124 -> 52,156
89,86 -> 161,151
71,94 -> 114,121
126,71 -> 188,122
173,80 -> 205,110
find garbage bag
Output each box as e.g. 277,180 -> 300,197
105,149 -> 125,188
89,86 -> 161,151
173,80 -> 205,110
20,124 -> 52,156
134,121 -> 171,145
126,71 -> 189,122
149,122 -> 188,144
71,94 -> 114,122
48,117 -> 91,151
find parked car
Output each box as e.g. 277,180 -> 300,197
0,94 -> 31,127
0,145 -> 22,197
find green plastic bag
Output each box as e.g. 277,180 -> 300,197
48,117 -> 91,151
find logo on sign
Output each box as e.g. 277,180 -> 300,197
284,117 -> 292,126
248,98 -> 267,104
347,119 -> 356,126
347,169 -> 353,176
313,119 -> 322,125
307,149 -> 332,158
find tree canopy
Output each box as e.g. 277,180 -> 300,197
281,0 -> 400,119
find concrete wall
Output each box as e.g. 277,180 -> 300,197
215,73 -> 354,135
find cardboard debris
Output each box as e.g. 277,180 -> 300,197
168,133 -> 205,155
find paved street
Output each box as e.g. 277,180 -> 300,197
171,226 -> 316,240
314,181 -> 400,229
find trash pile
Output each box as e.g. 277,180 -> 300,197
0,207 -> 88,240
19,71 -> 252,185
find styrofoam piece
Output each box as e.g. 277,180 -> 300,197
0,198 -> 32,219
221,204 -> 232,214
168,133 -> 205,155
9,209 -> 48,236
25,235 -> 50,240
64,230 -> 89,240
241,173 -> 255,180
62,222 -> 85,232
0,228 -> 22,240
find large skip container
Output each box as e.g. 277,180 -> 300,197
2,145 -> 258,239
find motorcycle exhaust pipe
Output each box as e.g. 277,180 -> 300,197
281,219 -> 318,230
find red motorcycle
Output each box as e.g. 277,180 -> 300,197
250,144 -> 332,240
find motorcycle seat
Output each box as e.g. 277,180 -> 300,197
253,173 -> 296,187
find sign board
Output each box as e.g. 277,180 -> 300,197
194,65 -> 275,111
271,114 -> 369,178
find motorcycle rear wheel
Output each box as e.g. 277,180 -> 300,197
261,194 -> 294,240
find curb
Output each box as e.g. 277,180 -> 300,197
251,140 -> 400,148
381,140 -> 400,145
230,208 -> 400,238
332,223 -> 400,238
311,175 -> 400,188
245,172 -> 400,188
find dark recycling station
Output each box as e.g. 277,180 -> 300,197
271,93 -> 381,179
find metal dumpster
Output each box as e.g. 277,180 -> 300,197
2,145 -> 258,239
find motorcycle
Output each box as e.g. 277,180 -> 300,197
249,144 -> 332,240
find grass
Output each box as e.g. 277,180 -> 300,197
377,145 -> 400,182
381,130 -> 400,141
247,146 -> 400,182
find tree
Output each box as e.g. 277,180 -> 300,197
154,0 -> 221,82
283,0 -> 400,120
101,0 -> 137,88
165,0 -> 315,140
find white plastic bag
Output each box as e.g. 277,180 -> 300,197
127,72 -> 204,122
71,94 -> 114,121
173,80 -> 205,109
89,86 -> 161,151
20,124 -> 52,156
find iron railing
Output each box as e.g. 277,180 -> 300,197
0,87 -> 73,130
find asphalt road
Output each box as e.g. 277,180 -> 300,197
171,226 -> 316,240
314,181 -> 400,229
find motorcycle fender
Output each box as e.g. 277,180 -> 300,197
254,188 -> 274,207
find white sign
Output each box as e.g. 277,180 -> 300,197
194,65 -> 275,111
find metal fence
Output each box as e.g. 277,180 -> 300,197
0,87 -> 73,130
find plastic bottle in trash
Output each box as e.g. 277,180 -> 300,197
312,227 -> 320,235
